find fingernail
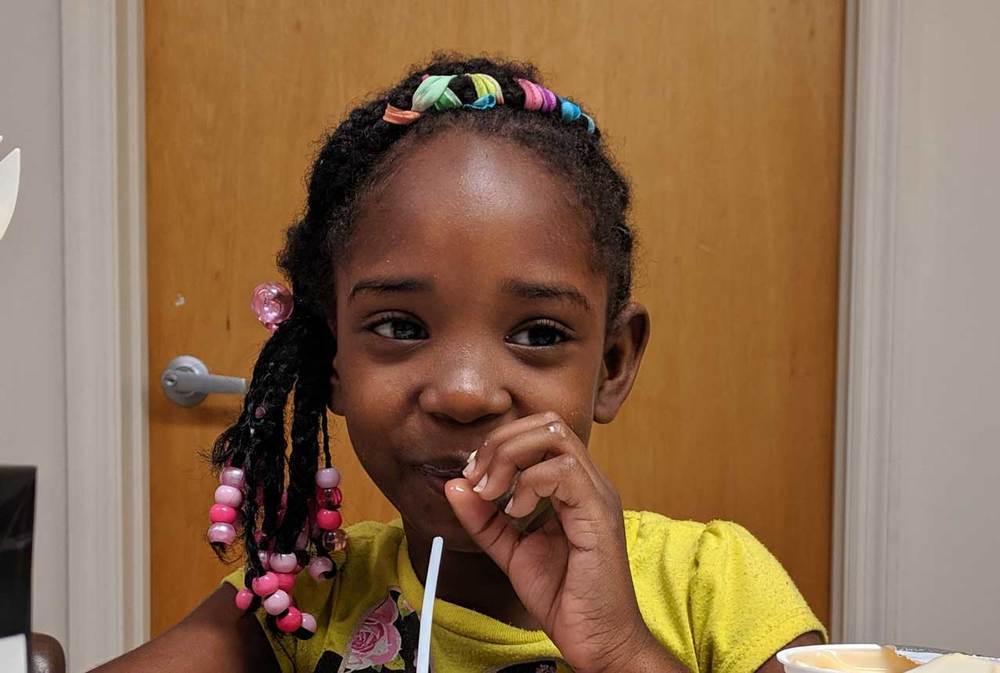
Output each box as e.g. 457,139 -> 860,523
463,452 -> 477,479
466,449 -> 477,464
504,497 -> 514,514
473,474 -> 488,493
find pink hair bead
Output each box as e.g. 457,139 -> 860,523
219,467 -> 245,489
300,612 -> 317,634
214,485 -> 243,508
263,589 -> 291,616
275,572 -> 296,593
315,467 -> 341,489
235,588 -> 255,611
258,550 -> 270,570
317,487 -> 342,508
276,606 -> 302,633
269,553 -> 297,573
209,504 -> 238,525
251,571 -> 279,597
315,508 -> 342,531
207,522 -> 236,545
308,555 -> 334,581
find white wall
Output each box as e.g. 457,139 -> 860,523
888,0 -> 1000,654
0,0 -> 68,649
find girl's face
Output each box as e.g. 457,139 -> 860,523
329,130 -> 645,550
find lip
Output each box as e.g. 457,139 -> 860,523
414,463 -> 467,480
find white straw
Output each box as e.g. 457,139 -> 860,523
416,536 -> 444,673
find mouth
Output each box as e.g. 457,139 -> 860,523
412,461 -> 469,495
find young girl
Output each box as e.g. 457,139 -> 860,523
95,55 -> 824,673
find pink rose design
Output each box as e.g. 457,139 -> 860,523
250,282 -> 294,333
345,596 -> 402,670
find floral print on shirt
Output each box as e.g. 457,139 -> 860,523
311,589 -> 559,673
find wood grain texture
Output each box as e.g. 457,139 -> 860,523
146,0 -> 843,635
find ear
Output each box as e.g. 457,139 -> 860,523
594,302 -> 650,424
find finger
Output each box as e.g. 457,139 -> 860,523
472,419 -> 591,501
444,478 -> 520,573
463,412 -> 561,481
506,454 -> 605,519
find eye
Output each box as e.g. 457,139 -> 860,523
506,320 -> 571,347
369,317 -> 428,341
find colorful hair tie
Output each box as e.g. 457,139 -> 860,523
559,97 -> 596,134
467,73 -> 504,105
516,78 -> 543,111
382,104 -> 421,126
412,75 -> 462,112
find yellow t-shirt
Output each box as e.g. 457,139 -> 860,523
225,511 -> 825,673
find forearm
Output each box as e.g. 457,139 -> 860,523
89,586 -> 278,673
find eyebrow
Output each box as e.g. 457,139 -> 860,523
348,277 -> 432,301
501,278 -> 593,314
348,275 -> 593,314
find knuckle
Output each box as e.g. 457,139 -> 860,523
546,420 -> 570,439
542,411 -> 562,425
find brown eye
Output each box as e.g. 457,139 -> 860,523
371,318 -> 427,340
507,321 -> 570,347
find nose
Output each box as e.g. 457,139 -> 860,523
418,352 -> 512,425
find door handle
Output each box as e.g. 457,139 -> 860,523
160,355 -> 247,407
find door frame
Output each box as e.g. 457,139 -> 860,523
61,1 -> 147,670
63,0 -> 893,663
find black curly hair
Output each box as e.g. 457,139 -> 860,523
210,54 -> 636,623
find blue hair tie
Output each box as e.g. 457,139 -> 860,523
559,98 -> 596,134
465,94 -> 497,111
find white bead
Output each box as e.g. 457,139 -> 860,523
308,555 -> 334,581
263,589 -> 291,615
214,485 -> 243,507
315,467 -> 341,489
270,552 -> 297,573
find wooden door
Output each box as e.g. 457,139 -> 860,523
146,0 -> 844,636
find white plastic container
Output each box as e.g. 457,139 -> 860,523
778,643 -> 1000,673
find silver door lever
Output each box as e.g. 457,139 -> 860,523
161,355 -> 247,407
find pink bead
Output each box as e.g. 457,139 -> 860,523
263,589 -> 291,615
219,467 -> 245,489
300,612 -> 317,634
316,487 -> 342,508
207,522 -> 236,545
315,508 -> 342,531
315,467 -> 341,489
209,504 -> 238,524
258,550 -> 270,570
235,588 -> 255,611
276,606 -> 302,633
251,571 -> 279,597
275,572 -> 296,593
270,553 -> 297,573
214,485 -> 243,507
308,555 -> 334,581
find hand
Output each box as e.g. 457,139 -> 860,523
445,412 -> 685,673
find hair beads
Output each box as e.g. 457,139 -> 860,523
208,461 -> 343,638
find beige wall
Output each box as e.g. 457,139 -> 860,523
889,0 -> 1000,654
0,0 -> 68,648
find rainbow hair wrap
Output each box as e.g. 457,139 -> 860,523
382,73 -> 595,134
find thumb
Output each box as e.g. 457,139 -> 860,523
445,478 -> 520,573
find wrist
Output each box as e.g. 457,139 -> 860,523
587,622 -> 688,673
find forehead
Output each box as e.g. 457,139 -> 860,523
341,131 -> 602,292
